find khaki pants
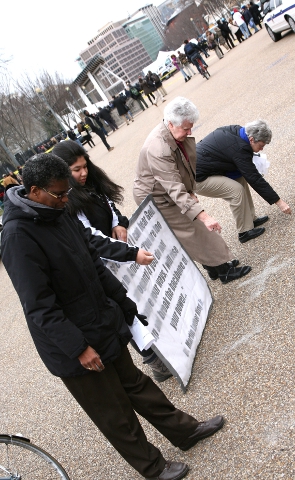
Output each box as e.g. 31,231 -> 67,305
195,176 -> 256,233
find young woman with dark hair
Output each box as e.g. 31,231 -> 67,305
52,140 -> 172,383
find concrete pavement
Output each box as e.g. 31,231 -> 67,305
1,28 -> 295,479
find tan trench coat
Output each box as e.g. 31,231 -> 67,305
133,122 -> 232,267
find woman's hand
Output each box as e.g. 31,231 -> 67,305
78,346 -> 105,372
112,225 -> 128,242
136,249 -> 154,265
196,211 -> 222,233
276,199 -> 291,215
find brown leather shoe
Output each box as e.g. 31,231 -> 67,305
145,462 -> 189,480
178,415 -> 225,451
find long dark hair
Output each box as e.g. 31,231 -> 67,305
52,140 -> 124,216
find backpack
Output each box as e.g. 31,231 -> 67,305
130,86 -> 139,96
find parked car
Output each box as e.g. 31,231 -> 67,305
157,58 -> 177,81
264,0 -> 295,41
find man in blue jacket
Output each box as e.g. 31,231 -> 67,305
2,154 -> 224,480
195,120 -> 291,243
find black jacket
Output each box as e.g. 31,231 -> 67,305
99,107 -> 114,123
2,187 -> 133,377
75,188 -> 138,263
112,96 -> 128,116
84,115 -> 100,132
195,125 -> 280,205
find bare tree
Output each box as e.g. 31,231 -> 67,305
0,78 -> 42,155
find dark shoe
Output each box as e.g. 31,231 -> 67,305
144,353 -> 173,382
253,215 -> 269,227
185,78 -> 187,82
202,265 -> 218,280
178,415 -> 225,451
146,462 -> 189,480
239,227 -> 265,243
203,260 -> 239,280
228,259 -> 239,268
218,265 -> 251,284
108,147 -> 114,152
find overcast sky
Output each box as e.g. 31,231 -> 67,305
2,0 -> 162,82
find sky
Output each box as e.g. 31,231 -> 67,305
1,0 -> 162,83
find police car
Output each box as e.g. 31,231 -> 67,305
264,0 -> 295,41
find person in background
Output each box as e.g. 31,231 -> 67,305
228,18 -> 244,43
171,55 -> 191,83
67,129 -> 83,147
83,110 -> 114,152
183,39 -> 209,73
205,30 -> 224,59
241,5 -> 259,33
98,106 -> 119,132
248,2 -> 263,29
112,95 -> 134,126
2,173 -> 19,191
197,36 -> 210,58
138,77 -> 156,106
177,51 -> 196,78
147,71 -> 167,97
233,8 -> 251,38
134,96 -> 251,284
77,122 -> 95,148
125,80 -> 149,111
217,19 -> 235,49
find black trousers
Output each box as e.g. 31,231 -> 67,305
93,127 -> 111,150
107,118 -> 119,131
62,347 -> 199,478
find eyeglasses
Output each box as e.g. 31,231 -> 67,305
42,187 -> 72,199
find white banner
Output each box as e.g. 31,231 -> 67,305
105,196 -> 213,392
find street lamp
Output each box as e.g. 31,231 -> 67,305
35,87 -> 65,132
65,86 -> 81,122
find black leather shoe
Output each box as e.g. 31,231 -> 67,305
218,265 -> 251,284
178,415 -> 225,451
239,227 -> 265,243
203,260 -> 240,280
202,265 -> 218,280
228,259 -> 239,268
253,215 -> 269,227
146,462 -> 189,480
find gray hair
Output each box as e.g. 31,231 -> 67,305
164,96 -> 199,127
245,120 -> 272,143
22,153 -> 70,193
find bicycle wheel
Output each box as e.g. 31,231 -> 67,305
0,435 -> 70,479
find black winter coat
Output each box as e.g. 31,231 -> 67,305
112,96 -> 128,116
2,187 -> 132,377
195,125 -> 280,205
99,107 -> 114,123
75,187 -> 138,263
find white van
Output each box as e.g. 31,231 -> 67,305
264,0 -> 295,41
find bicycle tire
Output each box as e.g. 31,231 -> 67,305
0,435 -> 70,480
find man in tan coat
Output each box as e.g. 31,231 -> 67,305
133,97 -> 251,284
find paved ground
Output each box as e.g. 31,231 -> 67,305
1,28 -> 295,479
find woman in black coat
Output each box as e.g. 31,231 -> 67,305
52,140 -> 172,382
217,20 -> 235,49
